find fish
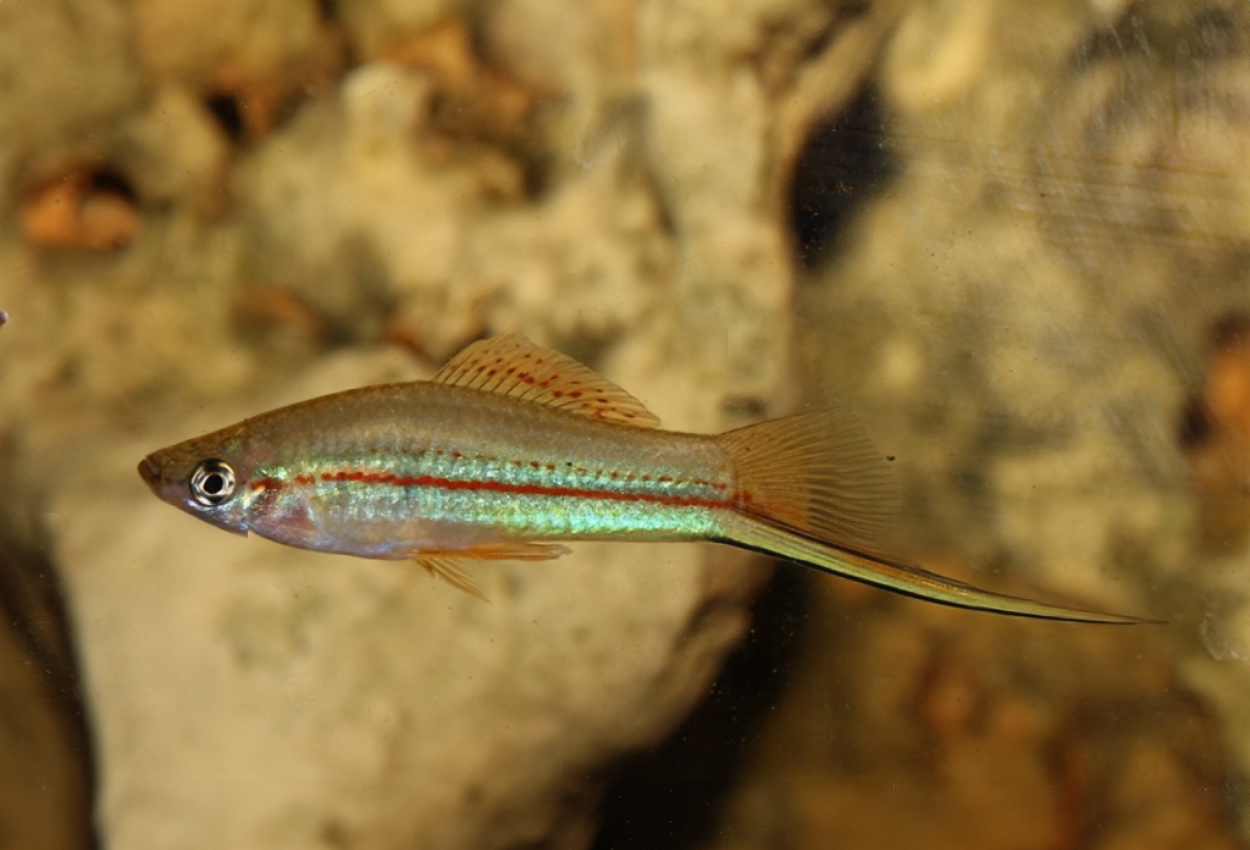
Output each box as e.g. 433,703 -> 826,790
139,334 -> 1146,623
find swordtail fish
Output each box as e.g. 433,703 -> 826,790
139,334 -> 1145,623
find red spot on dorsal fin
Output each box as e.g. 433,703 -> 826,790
431,334 -> 661,429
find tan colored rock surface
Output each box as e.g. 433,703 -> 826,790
8,0 -> 1249,848
0,1 -> 891,847
797,0 -> 1250,839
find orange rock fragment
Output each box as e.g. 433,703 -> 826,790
21,169 -> 141,252
1182,315 -> 1250,548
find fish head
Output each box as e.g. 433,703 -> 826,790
139,425 -> 255,536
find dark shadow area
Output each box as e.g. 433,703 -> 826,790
589,562 -> 811,850
312,0 -> 339,23
788,84 -> 896,271
205,93 -> 246,145
84,167 -> 138,205
0,447 -> 98,848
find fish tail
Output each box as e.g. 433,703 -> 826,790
714,411 -> 1149,624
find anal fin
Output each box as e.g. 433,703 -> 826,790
412,542 -> 572,600
414,556 -> 487,600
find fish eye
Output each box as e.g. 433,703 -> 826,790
190,459 -> 236,507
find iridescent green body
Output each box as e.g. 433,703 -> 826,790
233,382 -> 735,558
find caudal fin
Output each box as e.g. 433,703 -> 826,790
716,410 -> 1153,624
717,409 -> 902,558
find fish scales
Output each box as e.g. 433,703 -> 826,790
232,382 -> 733,556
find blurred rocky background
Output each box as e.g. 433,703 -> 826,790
1,0 -> 1249,848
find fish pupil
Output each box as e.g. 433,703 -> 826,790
190,458 -> 236,506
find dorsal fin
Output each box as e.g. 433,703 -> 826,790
433,335 -> 662,429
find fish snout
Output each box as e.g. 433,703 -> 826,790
138,456 -> 163,492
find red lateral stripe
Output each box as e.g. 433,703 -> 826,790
316,469 -> 734,510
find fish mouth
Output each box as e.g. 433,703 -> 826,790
138,456 -> 162,492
